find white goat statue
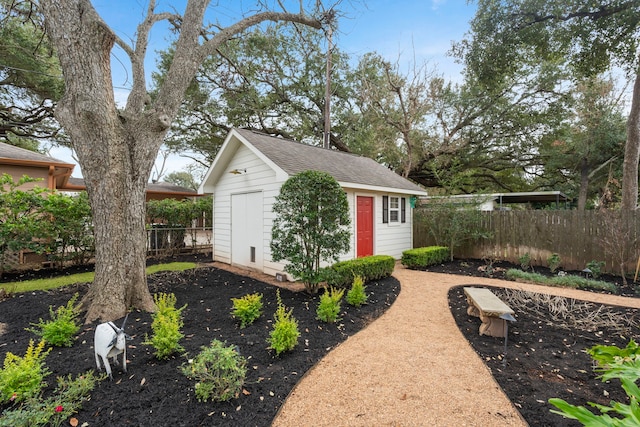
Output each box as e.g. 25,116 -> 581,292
94,314 -> 130,379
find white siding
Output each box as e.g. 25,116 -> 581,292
209,141 -> 417,278
371,192 -> 414,259
212,145 -> 283,270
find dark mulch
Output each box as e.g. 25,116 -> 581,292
0,255 -> 399,426
3,255 -> 640,426
438,259 -> 640,427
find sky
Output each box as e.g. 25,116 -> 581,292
48,0 -> 477,179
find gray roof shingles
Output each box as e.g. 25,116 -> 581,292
0,141 -> 68,164
235,129 -> 425,194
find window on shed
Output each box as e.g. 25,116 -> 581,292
383,196 -> 406,224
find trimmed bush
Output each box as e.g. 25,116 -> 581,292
326,255 -> 395,288
401,246 -> 450,269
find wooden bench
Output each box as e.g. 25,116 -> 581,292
463,287 -> 515,338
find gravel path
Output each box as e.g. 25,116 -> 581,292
272,264 -> 640,427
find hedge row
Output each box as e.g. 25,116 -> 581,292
326,255 -> 396,288
401,246 -> 450,269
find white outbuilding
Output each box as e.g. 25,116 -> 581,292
198,128 -> 428,280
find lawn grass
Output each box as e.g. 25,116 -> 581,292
0,262 -> 197,294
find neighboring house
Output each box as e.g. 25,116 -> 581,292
64,178 -> 199,201
421,191 -> 571,211
0,141 -> 197,201
0,141 -> 74,191
198,128 -> 428,280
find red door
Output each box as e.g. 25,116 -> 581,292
357,196 -> 374,257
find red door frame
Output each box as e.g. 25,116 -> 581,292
356,196 -> 374,257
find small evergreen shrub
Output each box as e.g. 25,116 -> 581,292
518,252 -> 531,271
144,292 -> 187,360
267,290 -> 300,356
586,260 -> 605,279
0,370 -> 104,427
316,287 -> 344,323
547,252 -> 562,273
231,293 -> 263,328
0,339 -> 51,404
401,246 -> 450,269
346,275 -> 368,307
27,293 -> 80,347
327,255 -> 395,288
181,340 -> 247,402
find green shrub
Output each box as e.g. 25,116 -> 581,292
181,340 -> 247,402
0,339 -> 51,404
586,260 -> 605,279
0,370 -> 104,427
270,170 -> 351,293
550,340 -> 640,425
547,252 -> 562,273
267,290 -> 300,356
144,292 -> 186,360
401,246 -> 450,269
346,275 -> 368,307
27,293 -> 80,347
327,255 -> 395,288
231,293 -> 263,328
505,269 -> 617,293
518,252 -> 531,271
316,287 -> 344,323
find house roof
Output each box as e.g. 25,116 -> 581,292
0,141 -> 68,164
422,191 -> 571,208
200,128 -> 427,195
65,177 -> 199,197
0,141 -> 75,189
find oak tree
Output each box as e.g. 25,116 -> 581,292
37,0 -> 325,322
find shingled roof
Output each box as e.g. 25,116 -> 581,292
233,128 -> 426,194
65,177 -> 198,197
0,141 -> 70,165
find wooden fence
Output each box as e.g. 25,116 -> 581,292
413,209 -> 640,276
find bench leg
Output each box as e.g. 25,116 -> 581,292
466,298 -> 480,317
479,315 -> 508,338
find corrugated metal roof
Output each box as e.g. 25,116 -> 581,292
235,128 -> 426,194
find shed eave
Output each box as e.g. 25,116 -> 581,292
338,181 -> 428,196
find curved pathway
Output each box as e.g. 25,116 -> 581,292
272,264 -> 640,427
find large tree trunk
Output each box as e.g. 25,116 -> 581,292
622,70 -> 640,211
40,0 -> 322,322
577,157 -> 589,211
40,0 -> 158,322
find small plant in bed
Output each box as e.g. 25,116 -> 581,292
550,340 -> 640,425
267,290 -> 300,356
27,293 -> 80,347
0,339 -> 51,404
346,275 -> 368,307
144,292 -> 187,360
231,292 -> 263,328
181,339 -> 247,403
505,269 -> 618,293
316,287 -> 344,323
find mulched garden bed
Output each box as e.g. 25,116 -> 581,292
0,258 -> 399,426
440,258 -> 640,427
2,255 -> 639,426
